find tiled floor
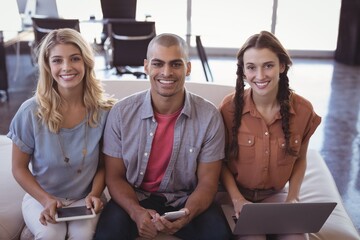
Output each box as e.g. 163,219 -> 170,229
1,51 -> 359,233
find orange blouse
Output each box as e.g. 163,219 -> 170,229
219,88 -> 321,190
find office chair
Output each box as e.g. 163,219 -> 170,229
30,17 -> 80,65
105,20 -> 156,78
100,0 -> 137,44
196,35 -> 214,82
0,40 -> 8,102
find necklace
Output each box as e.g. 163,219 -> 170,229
57,113 -> 88,174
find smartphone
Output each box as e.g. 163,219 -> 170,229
55,206 -> 96,222
162,210 -> 186,221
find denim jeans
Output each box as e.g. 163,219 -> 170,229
94,195 -> 232,240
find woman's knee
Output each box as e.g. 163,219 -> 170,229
33,224 -> 67,240
68,218 -> 97,240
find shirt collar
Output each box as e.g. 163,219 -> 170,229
141,90 -> 155,119
140,88 -> 191,119
242,88 -> 296,117
182,88 -> 192,118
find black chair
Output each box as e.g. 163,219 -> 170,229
105,20 -> 156,78
30,17 -> 80,65
0,40 -> 8,102
196,35 -> 214,82
100,0 -> 137,44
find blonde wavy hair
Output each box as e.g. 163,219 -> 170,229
35,28 -> 116,133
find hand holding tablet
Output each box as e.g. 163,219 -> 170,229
55,206 -> 96,222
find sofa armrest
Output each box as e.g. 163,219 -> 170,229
301,149 -> 359,240
0,135 -> 26,240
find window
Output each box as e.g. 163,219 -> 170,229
138,0 -> 341,56
55,0 -> 342,56
191,0 -> 273,49
275,0 -> 341,51
137,0 -> 188,39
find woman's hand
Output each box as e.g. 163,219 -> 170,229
232,198 -> 251,218
285,196 -> 299,203
85,195 -> 104,214
39,197 -> 62,225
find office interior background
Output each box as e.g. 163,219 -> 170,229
1,0 -> 360,234
12,0 -> 341,57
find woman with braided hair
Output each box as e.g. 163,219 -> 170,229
219,31 -> 321,240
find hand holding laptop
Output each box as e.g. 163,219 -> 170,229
232,198 -> 251,219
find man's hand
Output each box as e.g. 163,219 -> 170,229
152,208 -> 190,235
134,208 -> 159,239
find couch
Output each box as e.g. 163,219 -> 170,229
1,80 -> 359,240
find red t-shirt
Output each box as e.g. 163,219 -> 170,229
141,108 -> 182,192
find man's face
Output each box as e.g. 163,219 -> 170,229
144,44 -> 191,99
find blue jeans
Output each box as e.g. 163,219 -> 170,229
94,195 -> 232,240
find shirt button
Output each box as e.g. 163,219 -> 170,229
281,143 -> 285,148
265,150 -> 269,154
144,152 -> 148,157
248,139 -> 252,144
295,140 -> 299,144
150,132 -> 154,137
265,132 -> 269,136
189,148 -> 193,153
140,172 -> 144,175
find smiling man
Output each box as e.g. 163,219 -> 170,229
94,33 -> 231,240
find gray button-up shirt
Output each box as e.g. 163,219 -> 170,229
103,89 -> 225,206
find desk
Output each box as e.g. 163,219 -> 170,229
4,30 -> 33,48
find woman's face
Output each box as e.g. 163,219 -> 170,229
243,47 -> 285,97
48,43 -> 85,93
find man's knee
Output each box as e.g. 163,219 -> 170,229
94,200 -> 137,240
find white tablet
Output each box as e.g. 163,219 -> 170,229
55,206 -> 96,222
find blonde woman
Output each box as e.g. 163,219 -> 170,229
7,28 -> 115,239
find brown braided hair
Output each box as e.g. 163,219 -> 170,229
229,31 -> 297,159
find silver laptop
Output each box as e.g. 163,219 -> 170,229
221,202 -> 337,235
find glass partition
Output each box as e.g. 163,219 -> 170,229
54,0 -> 341,56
